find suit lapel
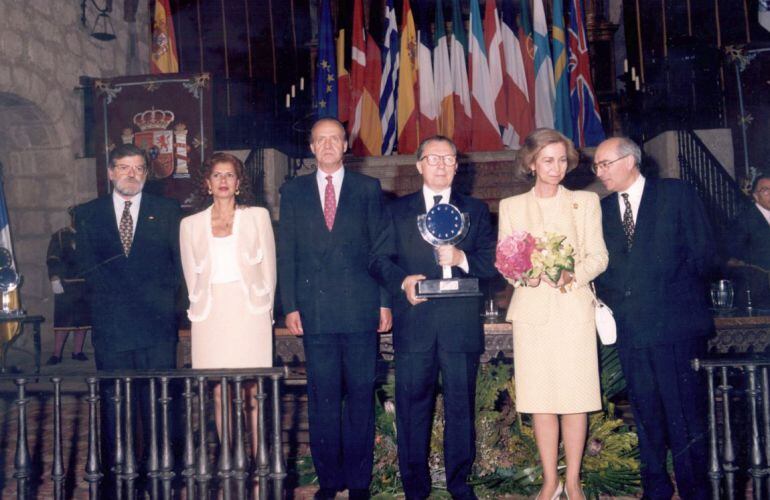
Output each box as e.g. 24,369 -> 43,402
97,196 -> 124,257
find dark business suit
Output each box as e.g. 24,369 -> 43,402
371,190 -> 497,499
278,170 -> 390,493
725,203 -> 770,307
596,178 -> 714,500
75,193 -> 181,471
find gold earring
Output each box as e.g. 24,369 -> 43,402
236,189 -> 240,195
529,169 -> 535,178
207,188 -> 212,195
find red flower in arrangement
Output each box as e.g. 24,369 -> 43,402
495,231 -> 537,284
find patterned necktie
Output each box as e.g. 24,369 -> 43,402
323,175 -> 336,231
119,200 -> 133,256
621,193 -> 635,249
433,194 -> 443,208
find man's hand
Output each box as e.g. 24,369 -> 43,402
378,307 -> 392,332
436,245 -> 465,267
285,311 -> 304,335
402,274 -> 428,306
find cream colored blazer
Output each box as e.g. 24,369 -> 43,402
498,187 -> 608,325
180,206 -> 276,322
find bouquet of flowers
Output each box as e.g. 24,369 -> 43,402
495,231 -> 575,287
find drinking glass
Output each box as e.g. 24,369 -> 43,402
710,280 -> 734,310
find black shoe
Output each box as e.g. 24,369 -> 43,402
348,489 -> 370,500
313,488 -> 338,500
45,355 -> 61,366
71,352 -> 89,361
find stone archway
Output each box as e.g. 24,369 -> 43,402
0,92 -> 89,364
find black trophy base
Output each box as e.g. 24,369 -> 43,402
416,278 -> 482,298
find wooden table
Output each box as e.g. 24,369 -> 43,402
0,314 -> 44,374
178,312 -> 770,367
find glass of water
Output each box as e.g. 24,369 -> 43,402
710,280 -> 734,310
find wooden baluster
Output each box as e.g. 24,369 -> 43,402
85,378 -> 102,499
719,366 -> 736,499
159,377 -> 175,500
182,378 -> 196,498
746,366 -> 764,499
270,373 -> 286,499
218,377 -> 233,500
113,379 -> 124,499
123,378 -> 138,499
196,376 -> 211,496
13,378 -> 30,500
51,377 -> 64,500
231,377 -> 248,500
147,378 -> 160,499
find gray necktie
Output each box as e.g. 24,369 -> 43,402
621,193 -> 635,249
433,194 -> 443,207
119,201 -> 133,256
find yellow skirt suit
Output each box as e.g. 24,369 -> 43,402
498,186 -> 608,414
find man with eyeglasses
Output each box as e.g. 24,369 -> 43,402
726,174 -> 770,308
370,136 -> 497,500
75,143 -> 182,478
593,137 -> 714,500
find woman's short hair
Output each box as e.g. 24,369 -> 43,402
195,152 -> 256,210
516,128 -> 579,177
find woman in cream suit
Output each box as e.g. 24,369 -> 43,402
499,129 -> 608,500
180,152 -> 276,458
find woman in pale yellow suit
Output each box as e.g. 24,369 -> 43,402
499,129 -> 608,499
180,152 -> 276,459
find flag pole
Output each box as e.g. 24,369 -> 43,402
660,0 -> 667,58
634,0 -> 645,83
244,0 -> 254,79
219,0 -> 231,116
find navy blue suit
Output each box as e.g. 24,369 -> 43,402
277,170 -> 390,493
725,203 -> 770,307
371,191 -> 497,499
75,193 -> 181,472
596,178 -> 714,500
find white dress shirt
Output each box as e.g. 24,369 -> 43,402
112,191 -> 141,237
421,185 -> 469,273
617,174 -> 646,223
316,166 -> 344,211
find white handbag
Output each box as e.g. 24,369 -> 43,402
590,283 -> 616,345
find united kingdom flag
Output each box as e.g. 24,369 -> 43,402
568,0 -> 604,147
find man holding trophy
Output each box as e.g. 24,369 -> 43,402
371,136 -> 497,500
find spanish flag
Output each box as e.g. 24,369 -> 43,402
397,0 -> 419,154
150,0 -> 179,74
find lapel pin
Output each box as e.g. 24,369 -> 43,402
148,215 -> 156,220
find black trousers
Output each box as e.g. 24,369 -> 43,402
303,332 -> 378,492
95,341 -> 177,475
618,338 -> 710,500
395,348 -> 480,500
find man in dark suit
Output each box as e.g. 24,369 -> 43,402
370,136 -> 497,500
278,118 -> 392,500
594,137 -> 714,500
76,144 -> 181,472
725,174 -> 770,307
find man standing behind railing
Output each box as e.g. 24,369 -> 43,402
594,136 -> 715,500
75,143 -> 182,481
278,118 -> 392,500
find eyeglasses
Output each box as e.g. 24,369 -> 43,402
756,187 -> 770,195
419,154 -> 457,167
591,154 -> 629,174
113,163 -> 147,175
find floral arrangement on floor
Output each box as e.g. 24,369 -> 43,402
297,349 -> 640,498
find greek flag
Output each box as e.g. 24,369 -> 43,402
380,0 -> 399,155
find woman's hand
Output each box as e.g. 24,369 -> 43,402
541,269 -> 574,289
525,276 -> 541,287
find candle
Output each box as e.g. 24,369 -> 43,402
300,77 -> 304,91
291,85 -> 296,98
634,77 -> 640,91
631,66 -> 636,81
286,93 -> 290,108
623,58 -> 628,73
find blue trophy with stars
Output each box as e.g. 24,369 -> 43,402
416,203 -> 481,298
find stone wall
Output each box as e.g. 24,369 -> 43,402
0,0 -> 150,357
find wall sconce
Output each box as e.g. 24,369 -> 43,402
81,0 -> 116,41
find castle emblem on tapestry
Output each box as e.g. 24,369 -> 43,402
121,108 -> 190,179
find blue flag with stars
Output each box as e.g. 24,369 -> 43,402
315,0 -> 337,118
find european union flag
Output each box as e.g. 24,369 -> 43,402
315,0 -> 338,118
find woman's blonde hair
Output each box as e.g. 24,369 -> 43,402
516,128 -> 580,177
